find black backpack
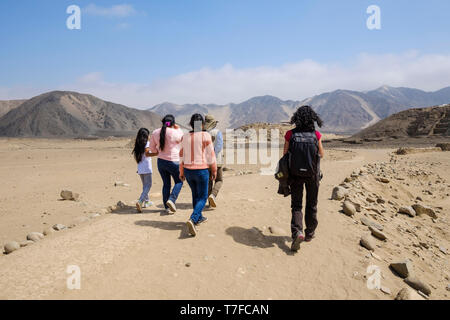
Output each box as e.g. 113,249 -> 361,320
288,131 -> 319,178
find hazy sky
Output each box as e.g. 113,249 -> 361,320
1,0 -> 449,106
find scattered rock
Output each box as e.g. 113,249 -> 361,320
366,197 -> 376,203
114,181 -> 130,187
331,186 -> 348,200
371,252 -> 382,261
268,226 -> 286,235
412,204 -> 437,219
369,226 -> 387,241
395,288 -> 425,300
20,240 -> 34,247
360,217 -> 384,231
360,235 -> 375,251
380,286 -> 392,295
390,259 -> 414,278
378,178 -> 390,184
27,232 -> 44,242
343,201 -> 356,217
404,276 -> 432,296
116,201 -> 127,208
60,190 -> 80,201
398,206 -> 416,217
436,143 -> 450,151
53,224 -> 67,231
185,262 -> 191,267
43,228 -> 55,236
4,241 -> 20,254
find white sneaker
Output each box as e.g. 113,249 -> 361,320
165,208 -> 174,215
143,201 -> 153,208
208,195 -> 217,208
186,220 -> 197,237
166,200 -> 177,213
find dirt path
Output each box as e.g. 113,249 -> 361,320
0,147 -> 393,300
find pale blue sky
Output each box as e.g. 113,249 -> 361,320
1,0 -> 449,106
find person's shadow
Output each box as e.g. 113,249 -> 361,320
135,220 -> 191,239
225,226 -> 293,255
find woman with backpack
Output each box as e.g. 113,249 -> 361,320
284,106 -> 324,252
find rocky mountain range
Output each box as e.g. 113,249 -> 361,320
1,86 -> 449,137
148,86 -> 450,133
0,91 -> 161,138
0,100 -> 27,117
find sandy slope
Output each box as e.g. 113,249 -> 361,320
0,138 -> 448,300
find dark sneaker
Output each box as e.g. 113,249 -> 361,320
196,216 -> 208,225
291,233 -> 305,252
305,233 -> 315,242
186,220 -> 197,237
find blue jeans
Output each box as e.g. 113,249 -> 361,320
184,168 -> 209,224
139,173 -> 152,203
157,158 -> 183,209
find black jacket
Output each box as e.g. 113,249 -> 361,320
275,153 -> 291,197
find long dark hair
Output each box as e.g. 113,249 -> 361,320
290,105 -> 323,132
132,128 -> 150,163
189,113 -> 205,132
160,114 -> 176,151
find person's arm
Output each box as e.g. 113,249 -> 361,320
214,131 -> 223,155
145,148 -> 158,157
283,140 -> 289,155
179,141 -> 185,181
149,132 -> 159,153
205,134 -> 217,180
318,138 -> 324,159
145,139 -> 158,157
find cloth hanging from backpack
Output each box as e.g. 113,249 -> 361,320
275,153 -> 291,197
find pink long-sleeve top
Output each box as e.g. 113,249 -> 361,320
179,131 -> 217,175
150,127 -> 184,162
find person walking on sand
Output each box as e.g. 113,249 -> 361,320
284,106 -> 324,252
132,128 -> 159,213
150,115 -> 184,214
204,114 -> 223,208
179,114 -> 217,237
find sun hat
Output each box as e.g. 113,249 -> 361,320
205,114 -> 218,131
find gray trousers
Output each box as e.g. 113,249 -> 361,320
139,173 -> 152,202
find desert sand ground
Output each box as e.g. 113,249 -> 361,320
0,138 -> 448,300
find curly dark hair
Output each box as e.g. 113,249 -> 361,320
290,105 -> 323,132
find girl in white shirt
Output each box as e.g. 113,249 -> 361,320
132,128 -> 158,213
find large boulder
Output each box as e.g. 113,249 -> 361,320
4,241 -> 20,254
404,276 -> 432,296
60,190 -> 80,201
398,206 -> 416,217
395,288 -> 425,300
412,204 -> 437,219
331,186 -> 348,200
343,201 -> 357,217
27,232 -> 44,242
360,235 -> 375,251
369,226 -> 387,241
390,259 -> 414,278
